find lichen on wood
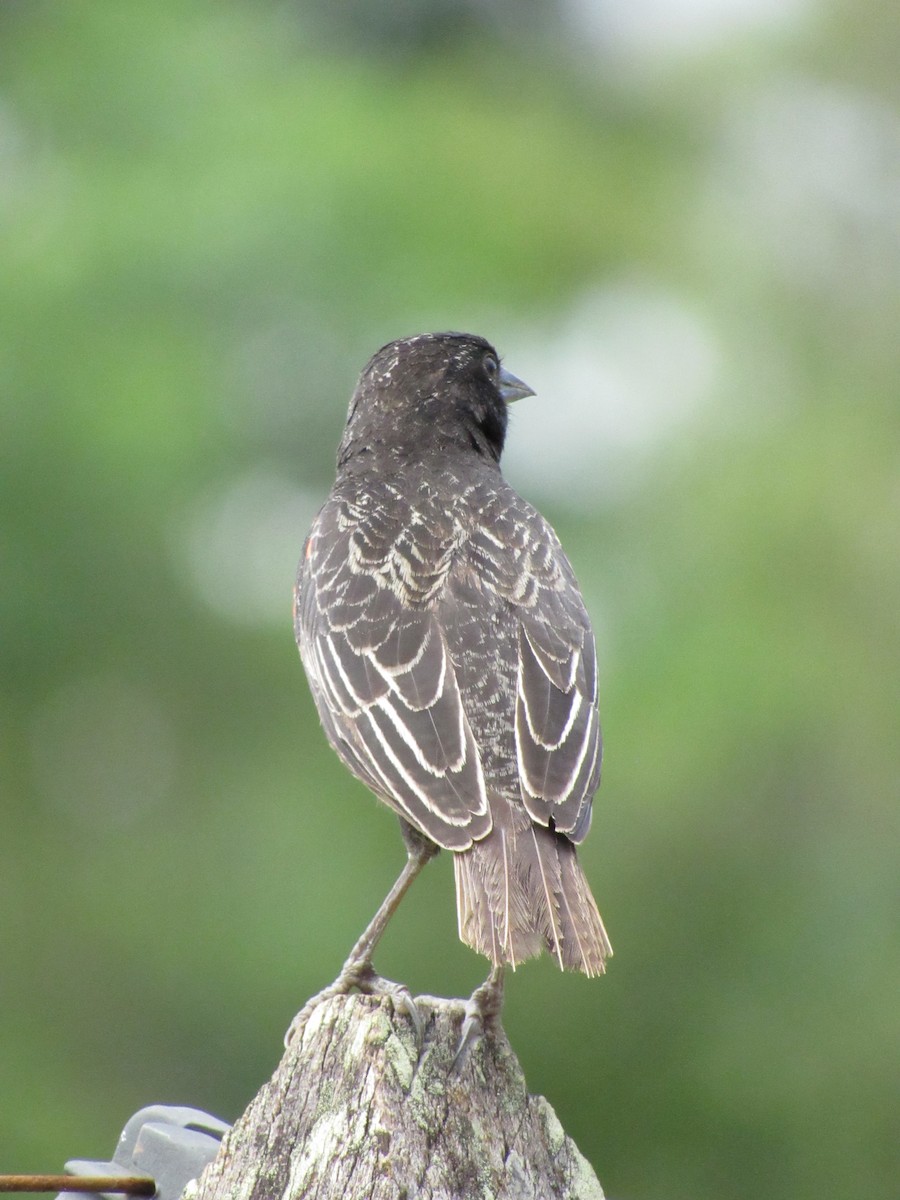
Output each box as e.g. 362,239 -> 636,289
184,992 -> 605,1200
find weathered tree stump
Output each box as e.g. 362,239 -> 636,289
184,992 -> 605,1200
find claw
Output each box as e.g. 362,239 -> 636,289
285,960 -> 423,1049
451,1006 -> 484,1074
374,979 -> 425,1046
451,966 -> 505,1074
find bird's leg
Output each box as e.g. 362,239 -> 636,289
452,964 -> 506,1072
286,837 -> 437,1046
334,844 -> 431,987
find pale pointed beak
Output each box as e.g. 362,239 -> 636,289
498,366 -> 536,404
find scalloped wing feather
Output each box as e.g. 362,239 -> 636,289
297,498 -> 491,852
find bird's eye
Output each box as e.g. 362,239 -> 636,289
483,353 -> 499,379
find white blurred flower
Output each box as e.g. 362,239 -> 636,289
502,280 -> 722,505
564,0 -> 810,66
711,80 -> 900,296
177,468 -> 320,625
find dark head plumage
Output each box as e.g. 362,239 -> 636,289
338,332 -> 534,470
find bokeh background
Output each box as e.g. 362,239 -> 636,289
2,2 -> 898,1198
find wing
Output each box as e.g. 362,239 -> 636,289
516,604 -> 601,842
464,497 -> 602,843
296,494 -> 492,852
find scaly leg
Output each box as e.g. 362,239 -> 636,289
286,840 -> 435,1046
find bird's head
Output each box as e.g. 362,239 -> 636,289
337,332 -> 534,469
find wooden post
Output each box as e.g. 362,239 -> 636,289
184,992 -> 605,1200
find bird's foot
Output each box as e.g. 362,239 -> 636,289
347,962 -> 425,1045
285,960 -> 423,1048
452,966 -> 505,1073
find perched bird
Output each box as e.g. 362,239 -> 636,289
294,332 -> 610,1036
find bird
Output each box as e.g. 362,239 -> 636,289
293,331 -> 611,1044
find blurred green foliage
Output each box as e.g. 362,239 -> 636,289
1,3 -> 898,1199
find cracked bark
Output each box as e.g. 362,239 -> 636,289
183,992 -> 605,1200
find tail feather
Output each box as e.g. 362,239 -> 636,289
527,824 -> 566,971
454,797 -> 611,976
555,833 -> 613,973
455,822 -> 541,969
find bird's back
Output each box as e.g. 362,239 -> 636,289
298,458 -> 598,807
